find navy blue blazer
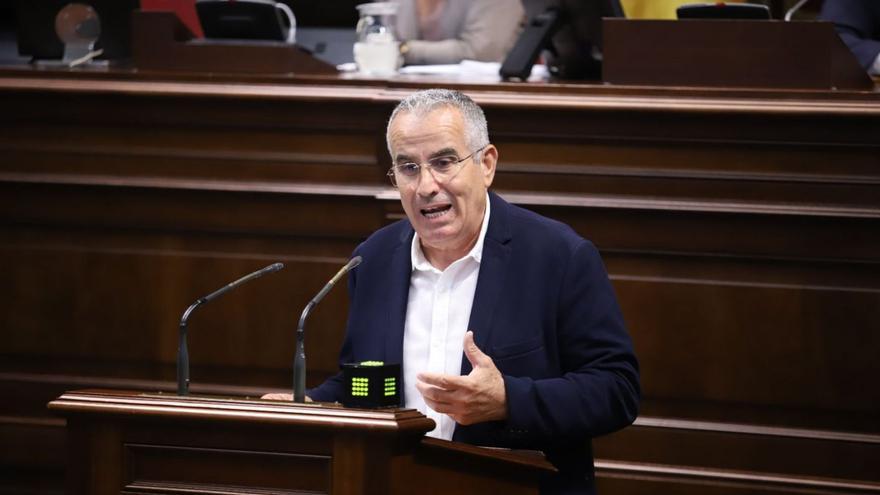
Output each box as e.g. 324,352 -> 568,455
310,191 -> 640,494
821,0 -> 880,70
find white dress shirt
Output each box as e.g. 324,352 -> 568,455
403,194 -> 490,440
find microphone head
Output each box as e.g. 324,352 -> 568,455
346,256 -> 363,271
268,262 -> 285,272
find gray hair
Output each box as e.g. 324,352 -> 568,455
386,89 -> 489,158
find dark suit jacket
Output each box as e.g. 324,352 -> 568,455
310,191 -> 640,494
821,0 -> 880,71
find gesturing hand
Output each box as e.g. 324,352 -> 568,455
415,331 -> 507,426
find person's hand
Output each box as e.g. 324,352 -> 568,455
261,393 -> 312,402
416,331 -> 507,425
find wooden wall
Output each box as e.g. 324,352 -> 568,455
1,70 -> 879,494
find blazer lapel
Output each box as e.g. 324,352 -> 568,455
461,192 -> 513,375
385,226 -> 414,367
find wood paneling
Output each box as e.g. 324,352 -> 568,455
1,67 -> 878,494
48,390 -> 551,495
125,444 -> 332,493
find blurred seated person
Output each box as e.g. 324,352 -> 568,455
820,0 -> 880,75
395,0 -> 524,64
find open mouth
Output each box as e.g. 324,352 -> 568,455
420,204 -> 452,219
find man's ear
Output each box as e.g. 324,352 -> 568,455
480,144 -> 498,187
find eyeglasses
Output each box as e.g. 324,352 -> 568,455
387,145 -> 488,188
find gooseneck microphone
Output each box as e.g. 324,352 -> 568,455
177,262 -> 285,395
294,256 -> 362,402
784,0 -> 810,21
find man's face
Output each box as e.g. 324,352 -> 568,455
388,107 -> 497,262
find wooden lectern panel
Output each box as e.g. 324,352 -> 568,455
49,389 -> 554,495
125,443 -> 332,493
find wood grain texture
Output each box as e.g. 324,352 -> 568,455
1,66 -> 878,494
49,390 -> 548,495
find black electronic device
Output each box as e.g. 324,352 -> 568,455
196,0 -> 296,42
500,9 -> 562,80
676,3 -> 772,20
500,0 -> 625,81
295,27 -> 356,65
284,0 -> 369,66
342,361 -> 401,409
283,0 -> 365,27
15,0 -> 139,61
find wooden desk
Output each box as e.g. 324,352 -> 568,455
1,67 -> 879,494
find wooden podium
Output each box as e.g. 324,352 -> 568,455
602,19 -> 874,90
48,390 -> 554,495
131,11 -> 337,74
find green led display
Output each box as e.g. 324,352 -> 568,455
384,377 -> 396,396
351,377 -> 369,397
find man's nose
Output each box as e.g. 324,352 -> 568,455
415,165 -> 440,196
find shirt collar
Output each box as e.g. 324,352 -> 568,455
411,192 -> 491,272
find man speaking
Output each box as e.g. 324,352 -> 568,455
269,89 -> 639,494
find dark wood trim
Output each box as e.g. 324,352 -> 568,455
633,416 -> 880,445
596,460 -> 880,494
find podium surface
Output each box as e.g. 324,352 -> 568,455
49,389 -> 554,495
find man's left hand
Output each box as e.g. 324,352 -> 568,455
416,331 -> 507,425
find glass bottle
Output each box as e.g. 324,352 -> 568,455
354,2 -> 401,76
